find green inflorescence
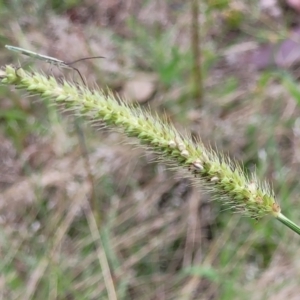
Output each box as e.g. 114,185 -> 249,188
0,65 -> 285,222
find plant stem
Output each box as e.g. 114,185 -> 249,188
191,0 -> 203,105
276,213 -> 300,235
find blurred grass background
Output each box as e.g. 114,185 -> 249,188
1,0 -> 300,299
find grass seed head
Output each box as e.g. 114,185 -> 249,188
1,65 -> 281,220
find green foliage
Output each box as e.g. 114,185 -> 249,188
0,107 -> 35,150
127,18 -> 192,87
183,265 -> 220,282
280,72 -> 300,106
51,0 -> 82,12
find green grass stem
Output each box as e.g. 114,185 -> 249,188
276,213 -> 300,235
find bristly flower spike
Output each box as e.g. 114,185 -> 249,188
1,65 -> 300,235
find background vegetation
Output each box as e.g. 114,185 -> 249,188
0,0 -> 300,299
